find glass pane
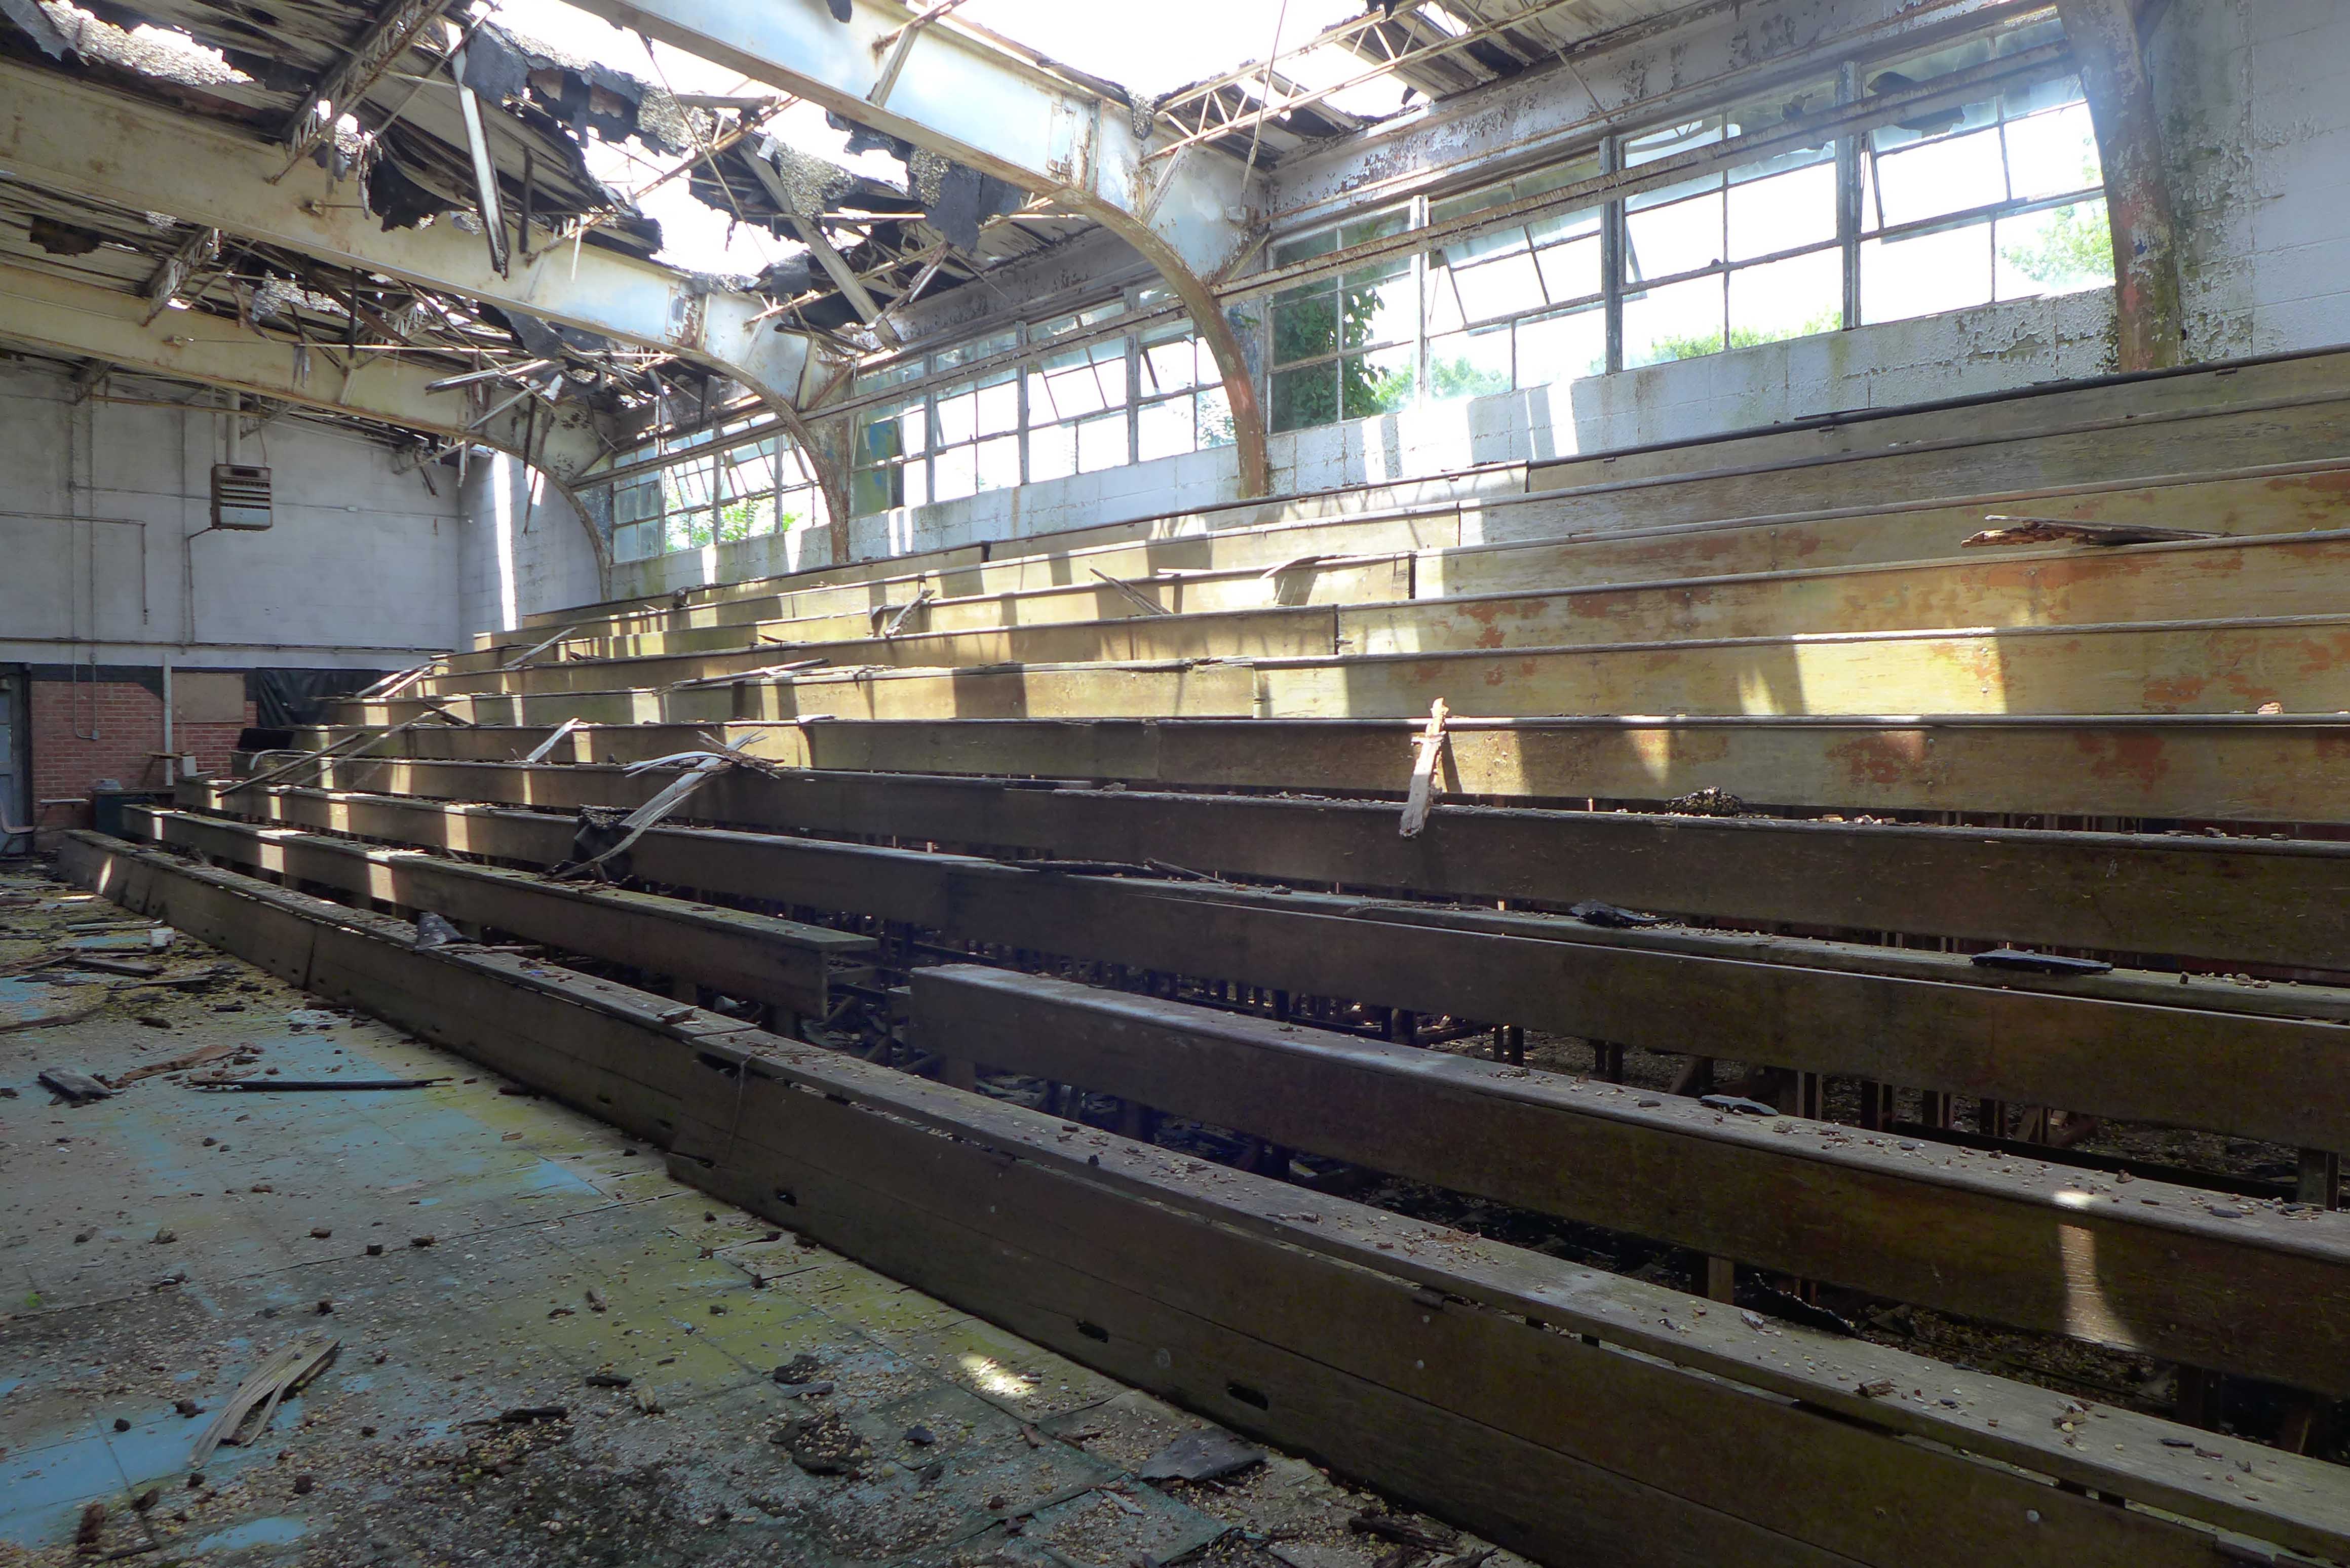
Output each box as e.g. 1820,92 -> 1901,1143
857,399 -> 923,464
663,507 -> 713,553
853,359 -> 923,397
777,443 -> 815,486
975,371 -> 1019,437
934,328 -> 1017,369
1197,385 -> 1235,448
934,381 -> 978,445
1441,250 -> 1546,325
1272,282 -> 1339,365
718,441 -> 775,499
1338,207 -> 1409,250
2004,100 -> 2100,201
901,459 -> 928,509
1726,161 -> 1836,262
1624,113 -> 1725,170
1141,326 -> 1199,395
1868,127 -> 2009,229
1027,343 -> 1124,422
1727,248 -> 1843,346
1624,189 -> 1725,281
1861,223 -> 1994,324
1340,345 -> 1415,419
1532,231 -> 1602,303
1341,259 -> 1414,350
665,458 -> 713,509
1516,305 -> 1606,387
716,494 -> 774,541
1028,421 -> 1077,482
1270,363 -> 1335,434
933,442 -> 977,502
1270,226 -> 1338,268
1426,326 -> 1513,403
1077,411 -> 1129,473
1995,199 -> 2111,299
776,487 -> 816,531
1137,396 -> 1195,462
975,433 -> 1020,491
851,465 -> 901,516
1623,273 -> 1726,367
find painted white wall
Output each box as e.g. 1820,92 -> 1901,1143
457,454 -> 605,639
0,360 -> 467,671
2151,0 -> 2350,359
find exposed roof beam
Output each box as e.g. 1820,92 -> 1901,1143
0,258 -> 608,482
0,255 -> 614,571
280,0 -> 459,171
0,61 -> 834,417
567,0 -> 1274,496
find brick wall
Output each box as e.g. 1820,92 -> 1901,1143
29,673 -> 254,829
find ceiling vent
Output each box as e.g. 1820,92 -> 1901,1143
210,463 -> 273,530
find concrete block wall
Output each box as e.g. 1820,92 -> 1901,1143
458,454 -> 604,638
0,360 -> 539,825
2153,0 -> 2350,358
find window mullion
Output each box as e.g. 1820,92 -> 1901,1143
1838,60 -> 1862,330
1601,136 -> 1625,374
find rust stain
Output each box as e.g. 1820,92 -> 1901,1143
1475,624 -> 1506,649
2076,732 -> 2171,788
2141,673 -> 2210,709
1826,731 -> 1928,787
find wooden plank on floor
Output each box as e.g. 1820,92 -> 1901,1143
52,829 -> 2350,1567
912,964 -> 2350,1394
163,789 -> 2350,1152
194,766 -> 2350,972
130,807 -> 870,1017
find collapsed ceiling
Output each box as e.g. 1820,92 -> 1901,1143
0,0 -> 1714,458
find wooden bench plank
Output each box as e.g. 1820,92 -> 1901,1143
54,830 -> 2348,1566
192,766 -> 2350,972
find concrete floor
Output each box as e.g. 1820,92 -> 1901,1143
0,865 -> 1517,1568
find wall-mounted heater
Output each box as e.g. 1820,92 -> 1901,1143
209,463 -> 273,530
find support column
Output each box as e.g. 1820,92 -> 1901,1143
2056,0 -> 2184,369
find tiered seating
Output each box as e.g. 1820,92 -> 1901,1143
119,347 -> 2350,1568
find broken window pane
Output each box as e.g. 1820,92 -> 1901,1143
1141,324 -> 1200,395
1340,345 -> 1416,419
1728,248 -> 1843,345
1995,199 -> 2111,299
1622,274 -> 1726,366
1625,188 -> 1725,282
1077,411 -> 1129,473
1869,125 -> 2009,229
1197,386 -> 1236,448
777,487 -> 818,532
1137,396 -> 1196,462
975,434 -> 1021,491
1727,159 -> 1837,262
1272,281 -> 1339,365
1028,421 -> 1077,482
2003,94 -> 2100,201
851,464 -> 903,516
1028,341 -> 1125,422
933,442 -> 977,502
1860,224 -> 1994,323
1426,326 -> 1512,402
1515,305 -> 1606,387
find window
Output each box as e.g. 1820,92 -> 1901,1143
1251,11 -> 2110,436
1268,208 -> 1414,433
604,430 -> 823,563
1028,336 -> 1129,480
1859,24 -> 2108,324
1426,156 -> 1606,396
1620,82 -> 1843,367
1138,320 -> 1236,459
